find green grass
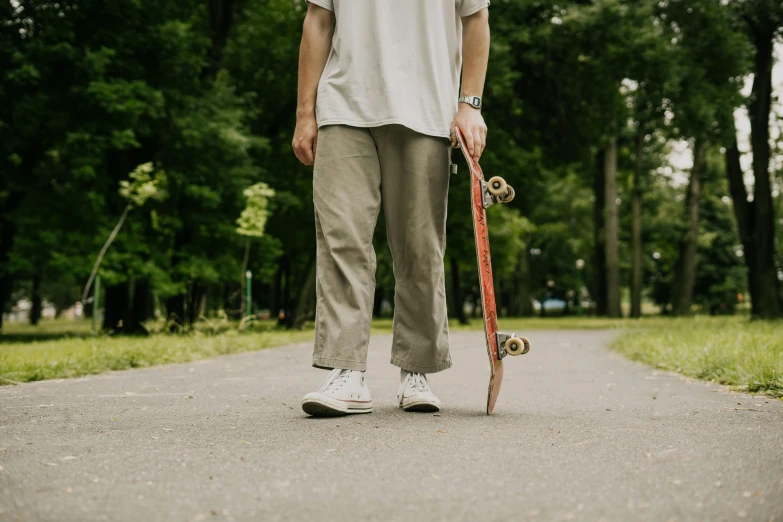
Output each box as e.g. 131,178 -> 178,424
610,316 -> 783,397
0,320 -> 313,385
2,316 -> 781,397
3,316 -> 628,385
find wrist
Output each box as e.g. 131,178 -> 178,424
457,103 -> 479,114
296,106 -> 316,119
458,95 -> 482,110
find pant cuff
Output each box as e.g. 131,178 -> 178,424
312,356 -> 367,372
390,356 -> 452,374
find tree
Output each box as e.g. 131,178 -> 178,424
82,162 -> 167,304
660,0 -> 750,315
692,156 -> 746,315
725,0 -> 783,318
236,182 -> 275,317
670,140 -> 705,315
604,139 -> 622,317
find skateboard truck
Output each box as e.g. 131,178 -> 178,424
480,180 -> 496,209
453,159 -> 499,209
454,143 -> 515,208
496,332 -> 531,359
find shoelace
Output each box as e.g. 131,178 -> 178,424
405,372 -> 430,394
318,368 -> 351,393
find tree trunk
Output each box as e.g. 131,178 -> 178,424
129,278 -> 153,334
30,273 -> 42,325
167,222 -> 189,326
372,288 -> 383,317
103,282 -> 130,332
725,134 -> 759,315
509,246 -> 534,317
604,139 -> 621,318
277,256 -> 292,328
204,0 -> 242,81
449,255 -> 468,324
81,204 -> 132,303
592,149 -> 608,316
293,260 -> 317,330
0,217 -> 17,332
630,131 -> 644,318
748,30 -> 783,318
272,261 -> 283,321
671,139 -> 705,316
188,282 -> 205,325
167,294 -> 186,329
518,247 -> 534,316
198,292 -> 208,318
0,273 -> 8,332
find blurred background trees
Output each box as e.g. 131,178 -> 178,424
1,0 -> 781,332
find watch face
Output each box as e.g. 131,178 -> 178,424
472,97 -> 481,107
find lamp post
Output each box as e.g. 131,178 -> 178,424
575,259 -> 585,316
245,270 -> 252,318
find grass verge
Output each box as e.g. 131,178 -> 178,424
3,316 -> 627,385
2,316 -> 781,397
0,326 -> 312,385
610,317 -> 783,397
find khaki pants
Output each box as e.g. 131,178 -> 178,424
312,124 -> 452,373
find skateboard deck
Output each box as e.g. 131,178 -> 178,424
454,128 -> 530,414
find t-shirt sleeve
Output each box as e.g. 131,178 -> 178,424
457,0 -> 489,17
307,0 -> 333,12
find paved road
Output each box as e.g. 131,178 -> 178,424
1,330 -> 781,522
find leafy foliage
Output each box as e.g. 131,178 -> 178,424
1,0 -> 777,330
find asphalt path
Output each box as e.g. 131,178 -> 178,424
1,330 -> 781,522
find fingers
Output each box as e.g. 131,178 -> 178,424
302,141 -> 314,166
467,125 -> 487,160
292,133 -> 315,166
460,125 -> 487,160
464,129 -> 476,159
475,126 -> 487,160
292,138 -> 300,163
450,124 -> 458,148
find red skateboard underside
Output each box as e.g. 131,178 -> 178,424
455,128 -> 503,415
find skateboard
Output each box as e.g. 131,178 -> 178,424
454,127 -> 531,414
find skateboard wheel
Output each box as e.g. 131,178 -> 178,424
500,186 -> 515,203
487,176 -> 508,196
505,336 -> 530,356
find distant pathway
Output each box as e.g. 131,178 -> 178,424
1,331 -> 781,522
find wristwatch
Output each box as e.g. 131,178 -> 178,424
458,95 -> 482,109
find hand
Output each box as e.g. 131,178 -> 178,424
450,105 -> 487,160
292,113 -> 318,166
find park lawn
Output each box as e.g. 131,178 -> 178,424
0,326 -> 313,385
611,317 -> 783,398
2,316 -> 781,397
1,316 -> 630,385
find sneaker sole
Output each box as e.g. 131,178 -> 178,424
301,397 -> 372,417
401,401 -> 440,413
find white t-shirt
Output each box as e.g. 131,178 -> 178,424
307,0 -> 490,139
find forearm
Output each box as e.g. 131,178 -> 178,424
460,9 -> 490,98
451,8 -> 489,159
296,6 -> 334,118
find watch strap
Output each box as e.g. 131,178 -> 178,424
458,95 -> 482,109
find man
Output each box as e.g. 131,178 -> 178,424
293,0 -> 490,416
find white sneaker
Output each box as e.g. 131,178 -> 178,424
397,370 -> 441,412
301,369 -> 373,416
